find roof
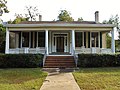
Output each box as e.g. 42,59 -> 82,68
5,21 -> 115,28
19,21 -> 96,24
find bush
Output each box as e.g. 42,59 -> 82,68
0,54 -> 44,68
78,54 -> 120,67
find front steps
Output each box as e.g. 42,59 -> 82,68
44,56 -> 76,68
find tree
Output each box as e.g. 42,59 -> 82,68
77,17 -> 83,22
57,10 -> 74,22
0,0 -> 9,16
25,6 -> 39,21
103,15 -> 120,50
0,24 -> 5,53
8,14 -> 29,24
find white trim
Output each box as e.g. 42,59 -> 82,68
52,32 -> 69,53
5,28 -> 9,54
21,32 -> 22,48
83,32 -> 84,46
111,28 -> 115,53
5,23 -> 115,28
36,32 -> 38,47
72,30 -> 75,55
98,32 -> 100,48
45,30 -> 49,55
29,32 -> 31,48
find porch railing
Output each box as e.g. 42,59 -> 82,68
9,47 -> 45,54
75,47 -> 112,54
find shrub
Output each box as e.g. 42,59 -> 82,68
0,54 -> 44,68
78,54 -> 120,67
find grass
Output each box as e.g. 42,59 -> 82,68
73,67 -> 120,90
0,68 -> 47,90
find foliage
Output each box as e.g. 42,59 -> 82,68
0,68 -> 47,90
77,17 -> 83,22
103,15 -> 120,49
0,54 -> 44,68
8,14 -> 29,24
25,6 -> 40,21
0,24 -> 5,53
57,10 -> 74,22
73,67 -> 120,90
0,0 -> 9,16
77,54 -> 120,67
106,33 -> 111,48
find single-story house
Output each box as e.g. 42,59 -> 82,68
5,11 -> 116,67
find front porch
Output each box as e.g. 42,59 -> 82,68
6,30 -> 115,55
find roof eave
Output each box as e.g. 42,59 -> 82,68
5,23 -> 115,28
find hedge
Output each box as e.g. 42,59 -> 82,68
0,54 -> 44,68
78,54 -> 120,67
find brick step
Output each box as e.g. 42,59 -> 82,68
44,65 -> 75,68
46,56 -> 74,59
45,63 -> 75,65
45,60 -> 74,63
44,56 -> 76,68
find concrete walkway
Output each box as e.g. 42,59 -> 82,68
40,70 -> 80,90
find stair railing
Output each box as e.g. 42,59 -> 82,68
43,47 -> 47,67
73,48 -> 78,67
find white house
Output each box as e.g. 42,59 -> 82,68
5,11 -> 115,67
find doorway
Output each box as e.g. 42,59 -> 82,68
56,37 -> 64,52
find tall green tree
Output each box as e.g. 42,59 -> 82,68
103,15 -> 120,49
0,24 -> 5,53
77,17 -> 83,22
0,0 -> 9,16
57,10 -> 74,22
8,14 -> 29,24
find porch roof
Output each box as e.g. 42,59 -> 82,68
5,21 -> 115,28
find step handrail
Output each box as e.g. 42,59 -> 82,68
73,48 -> 77,67
43,47 -> 47,67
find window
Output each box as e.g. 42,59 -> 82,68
38,32 -> 45,47
22,32 -> 29,47
9,32 -> 16,48
91,32 -> 98,47
75,32 -> 82,47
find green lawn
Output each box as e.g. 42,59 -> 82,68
73,67 -> 120,90
0,68 -> 47,90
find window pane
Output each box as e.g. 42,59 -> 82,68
9,32 -> 16,48
75,32 -> 82,47
22,32 -> 29,47
91,32 -> 98,47
38,32 -> 45,47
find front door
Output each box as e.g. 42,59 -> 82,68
56,37 -> 64,52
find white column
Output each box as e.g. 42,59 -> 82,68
72,30 -> 75,55
98,32 -> 100,48
5,28 -> 9,54
45,30 -> 49,55
36,32 -> 38,47
111,28 -> 115,53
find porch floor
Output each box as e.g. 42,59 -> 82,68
49,52 -> 71,55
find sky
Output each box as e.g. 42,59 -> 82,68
1,0 -> 120,39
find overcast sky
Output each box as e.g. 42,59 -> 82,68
1,0 -> 119,39
1,0 -> 120,22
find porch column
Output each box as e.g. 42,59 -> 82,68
5,28 -> 9,54
111,28 -> 115,53
72,30 -> 75,55
45,30 -> 49,55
